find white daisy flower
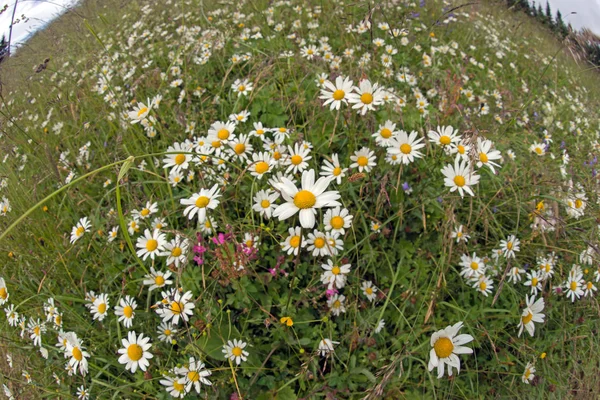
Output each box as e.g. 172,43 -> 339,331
180,184 -> 222,223
117,331 -> 153,373
222,339 -> 249,365
517,295 -> 545,337
135,229 -> 167,261
428,321 -> 474,379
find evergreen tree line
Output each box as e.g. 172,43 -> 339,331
505,0 -> 600,67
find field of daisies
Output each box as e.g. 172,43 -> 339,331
1,0 -> 600,398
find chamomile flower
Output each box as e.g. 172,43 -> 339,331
0,278 -> 9,306
499,235 -> 520,259
306,230 -> 340,257
249,152 -> 275,179
70,217 -> 91,244
208,121 -> 236,143
156,290 -> 195,325
522,362 -> 535,384
76,385 -> 90,400
475,138 -> 502,173
566,272 -> 584,302
143,267 -> 173,291
107,226 -> 119,242
66,332 -> 90,376
473,275 -> 494,296
517,295 -> 545,337
320,259 -> 351,289
459,253 -> 486,279
117,331 -> 153,373
223,339 -> 249,365
285,143 -> 312,174
162,236 -> 190,268
157,322 -> 177,344
372,120 -> 398,147
90,293 -> 110,321
177,357 -> 212,393
5,304 -> 19,326
320,154 -> 347,185
350,147 -> 376,173
232,78 -> 253,97
114,295 -> 137,328
318,338 -> 339,356
252,189 -> 279,219
451,225 -> 470,243
428,321 -> 474,378
135,229 -> 167,261
249,122 -> 268,139
387,130 -> 425,165
524,271 -> 542,295
361,281 -> 378,302
348,79 -> 384,115
529,142 -> 546,156
428,126 -> 460,147
319,75 -> 353,110
323,207 -> 353,234
128,100 -> 151,123
441,156 -> 480,197
328,294 -> 346,316
180,184 -> 222,223
28,318 -> 45,347
163,142 -> 193,173
281,226 -> 306,255
160,375 -> 186,398
133,201 -> 158,220
273,169 -> 341,229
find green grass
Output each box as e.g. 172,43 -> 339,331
1,0 -> 600,398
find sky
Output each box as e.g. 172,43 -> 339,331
531,0 -> 600,35
0,0 -> 80,51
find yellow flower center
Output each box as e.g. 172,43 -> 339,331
123,305 -> 134,318
531,277 -> 538,286
479,153 -> 488,163
55,315 -> 62,325
171,247 -> 182,257
217,129 -> 230,140
453,175 -> 466,187
234,143 -> 246,154
314,237 -> 326,249
333,89 -> 345,100
256,129 -> 264,135
0,287 -> 7,299
273,151 -> 282,160
155,275 -> 165,286
457,145 -> 465,154
470,262 -> 479,270
34,326 -> 40,336
164,329 -> 171,336
333,167 -> 342,176
534,147 -> 542,155
137,107 -> 148,118
330,216 -> 344,230
72,347 -> 83,361
173,380 -> 185,392
332,266 -> 341,275
174,154 -> 186,165
400,143 -> 412,154
232,346 -> 243,357
195,196 -> 210,208
360,93 -> 373,104
76,226 -> 85,236
357,156 -> 369,167
291,155 -> 303,165
575,199 -> 583,209
261,199 -> 270,208
380,128 -> 392,138
333,300 -> 341,308
171,301 -> 183,315
366,287 -> 373,295
522,312 -> 533,325
146,239 -> 158,252
255,161 -> 269,174
524,369 -> 531,379
507,242 -> 513,250
434,337 -> 454,358
480,282 -> 487,291
440,135 -> 451,145
246,240 -> 253,247
127,344 -> 143,361
97,303 -> 107,314
293,190 -> 316,209
279,127 -> 287,133
238,85 -> 246,92
188,371 -> 200,382
141,208 -> 150,217
571,281 -> 578,291
289,236 -> 301,248
587,282 -> 593,290
211,141 -> 222,148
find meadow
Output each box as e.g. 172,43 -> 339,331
1,0 -> 600,398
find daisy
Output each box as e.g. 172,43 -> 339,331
318,338 -> 339,356
27,318 -> 45,347
566,272 -> 584,302
107,226 -> 119,242
428,321 -> 474,378
127,218 -> 140,235
475,138 -> 502,173
529,142 -> 545,156
473,275 -> 493,296
156,290 -> 195,325
76,385 -> 90,400
375,319 -> 386,334
348,79 -> 384,115
157,322 -> 177,344
320,259 -> 351,289
499,235 -> 520,259
70,217 -> 91,244
160,375 -> 187,398
162,236 -> 190,268
117,331 -> 153,373
143,267 -> 173,291
208,120 -> 236,143
229,134 -> 253,161
428,126 -> 460,147
517,295 -> 545,337
248,152 -> 275,179
177,357 -> 212,393
306,230 -> 341,257
285,143 -> 312,174
232,78 -> 253,97
90,293 -> 110,321
249,122 -> 268,139
459,253 -> 486,279
180,184 -> 222,223
524,271 -> 542,296
281,226 -> 305,256
451,225 -> 470,243
372,120 -> 398,147
320,154 -> 346,185
319,75 -> 354,110
273,169 -> 341,229
252,189 -> 279,219
350,147 -> 376,173
0,278 -> 9,306
66,332 -> 90,376
323,207 -> 353,235
229,110 -> 250,124
128,100 -> 151,123
584,281 -> 597,297
133,201 -> 158,220
522,362 -> 535,384
370,221 -> 382,233
387,130 -> 425,165
361,281 -> 378,302
223,339 -> 249,365
163,142 -> 193,173
328,294 -> 346,316
5,304 -> 19,326
114,295 -> 137,328
441,156 -> 480,197
135,229 -> 167,261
